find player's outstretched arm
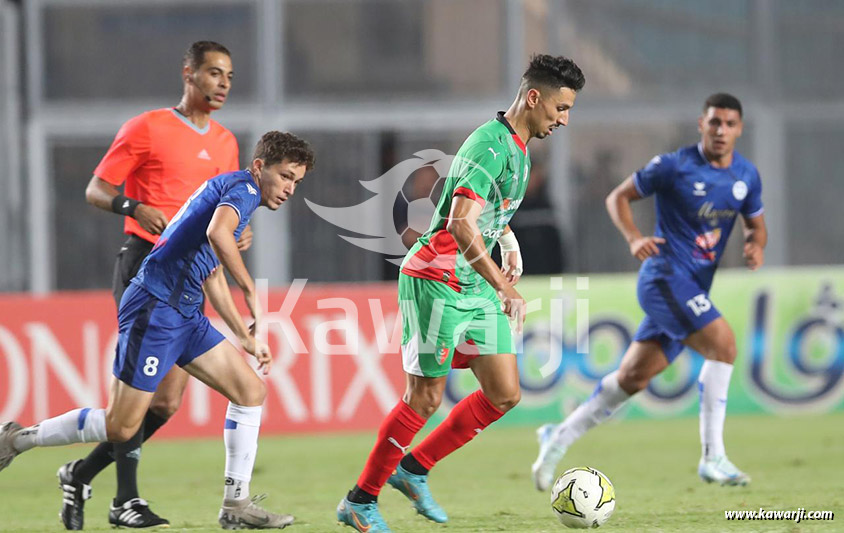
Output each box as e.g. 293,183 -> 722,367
742,214 -> 767,271
84,175 -> 169,234
606,175 -> 665,261
447,196 -> 525,332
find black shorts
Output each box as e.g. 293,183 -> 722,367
111,235 -> 154,308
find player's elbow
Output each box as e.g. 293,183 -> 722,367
84,180 -> 100,206
206,226 -> 227,250
445,217 -> 469,240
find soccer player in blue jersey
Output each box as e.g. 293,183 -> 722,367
532,93 -> 767,490
0,131 -> 314,529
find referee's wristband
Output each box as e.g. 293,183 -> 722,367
111,194 -> 141,217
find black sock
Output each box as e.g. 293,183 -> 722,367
71,409 -> 170,491
140,409 -> 168,443
400,453 -> 429,476
73,442 -> 116,485
114,425 -> 144,506
347,485 -> 377,505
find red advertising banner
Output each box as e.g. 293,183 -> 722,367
0,283 -> 405,438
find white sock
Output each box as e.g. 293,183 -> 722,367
699,360 -> 732,459
14,408 -> 107,452
551,370 -> 630,448
223,403 -> 261,502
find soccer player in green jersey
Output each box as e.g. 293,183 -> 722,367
337,55 -> 585,532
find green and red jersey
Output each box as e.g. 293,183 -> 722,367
401,112 -> 531,293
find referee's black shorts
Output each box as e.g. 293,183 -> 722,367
111,234 -> 154,308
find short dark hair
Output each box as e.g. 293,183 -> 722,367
521,54 -> 585,94
704,93 -> 742,117
252,131 -> 315,170
182,41 -> 231,71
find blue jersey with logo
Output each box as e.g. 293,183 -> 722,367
133,170 -> 260,317
634,144 -> 763,290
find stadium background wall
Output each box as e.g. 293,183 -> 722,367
0,268 -> 841,438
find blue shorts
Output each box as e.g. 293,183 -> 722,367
112,283 -> 225,392
633,274 -> 721,362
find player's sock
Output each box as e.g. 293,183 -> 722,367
698,360 -> 732,459
399,452 -> 429,475
74,408 -> 169,485
113,427 -> 143,505
354,400 -> 426,498
551,370 -> 630,448
411,390 -> 503,470
222,403 -> 261,502
140,409 -> 168,439
347,485 -> 377,505
13,408 -> 107,452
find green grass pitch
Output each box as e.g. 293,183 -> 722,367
1,413 -> 841,532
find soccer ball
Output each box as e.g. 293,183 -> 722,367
550,467 -> 616,529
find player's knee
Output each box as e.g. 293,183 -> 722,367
407,390 -> 442,418
149,395 -> 183,420
496,389 -> 521,413
235,379 -> 266,407
711,341 -> 737,364
616,367 -> 648,394
105,420 -> 139,443
484,385 -> 521,413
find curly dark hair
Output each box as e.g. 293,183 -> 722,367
704,93 -> 742,118
521,54 -> 585,93
252,131 -> 316,170
182,41 -> 231,71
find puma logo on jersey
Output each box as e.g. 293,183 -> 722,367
197,149 -> 211,160
693,182 -> 706,196
246,183 -> 258,196
387,437 -> 409,454
487,147 -> 499,159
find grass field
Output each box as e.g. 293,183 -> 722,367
1,412 -> 841,532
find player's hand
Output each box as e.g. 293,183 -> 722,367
237,224 -> 253,251
242,336 -> 272,375
629,236 -> 666,261
134,204 -> 169,235
501,250 -> 523,285
744,241 -> 764,271
498,285 -> 526,334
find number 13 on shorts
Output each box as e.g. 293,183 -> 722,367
686,293 -> 712,317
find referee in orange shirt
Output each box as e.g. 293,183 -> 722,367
58,41 -> 250,530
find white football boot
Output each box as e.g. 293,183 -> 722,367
531,423 -> 569,492
698,455 -> 751,486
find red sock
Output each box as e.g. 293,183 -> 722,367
356,400 -> 426,495
412,390 -> 504,470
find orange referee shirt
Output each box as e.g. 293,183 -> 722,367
94,108 -> 240,243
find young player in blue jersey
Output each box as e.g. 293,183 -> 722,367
0,131 -> 314,529
532,93 -> 767,490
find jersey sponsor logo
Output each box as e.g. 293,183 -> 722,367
487,147 -> 500,159
482,228 -> 505,240
732,180 -> 748,200
694,228 -> 721,261
246,183 -> 258,196
693,182 -> 706,196
197,149 -> 211,160
501,198 -> 522,212
697,201 -> 736,225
